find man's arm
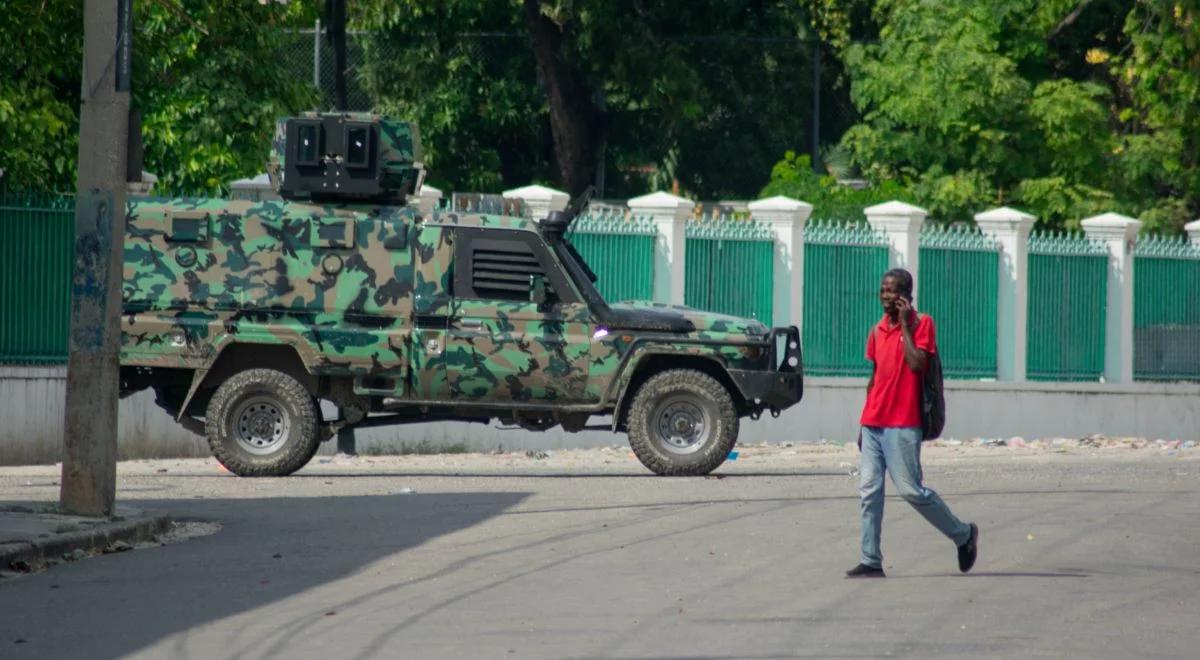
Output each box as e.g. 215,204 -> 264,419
895,299 -> 927,372
866,361 -> 876,393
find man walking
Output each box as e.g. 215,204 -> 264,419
845,268 -> 978,578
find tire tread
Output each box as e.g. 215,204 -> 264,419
204,368 -> 320,477
627,369 -> 738,476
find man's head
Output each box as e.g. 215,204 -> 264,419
879,268 -> 913,316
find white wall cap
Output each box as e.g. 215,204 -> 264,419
975,206 -> 1035,224
501,184 -> 568,202
1081,212 -> 1140,227
1082,212 -> 1142,240
863,200 -> 927,217
748,195 -> 813,213
419,183 -> 443,196
627,190 -> 695,210
1185,218 -> 1200,232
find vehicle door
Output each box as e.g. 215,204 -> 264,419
336,209 -> 415,397
446,228 -> 593,402
406,224 -> 456,399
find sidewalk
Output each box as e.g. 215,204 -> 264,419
0,504 -> 170,574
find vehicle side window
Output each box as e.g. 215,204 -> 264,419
454,230 -> 577,304
470,238 -> 548,301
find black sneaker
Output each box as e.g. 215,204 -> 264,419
958,523 -> 979,573
845,563 -> 886,578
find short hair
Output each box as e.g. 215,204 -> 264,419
883,268 -> 913,298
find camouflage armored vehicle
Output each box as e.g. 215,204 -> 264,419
119,112 -> 803,477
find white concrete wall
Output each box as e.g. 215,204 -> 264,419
4,367 -> 1197,465
0,367 -> 210,466
751,378 -> 1200,444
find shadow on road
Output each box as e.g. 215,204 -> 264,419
886,571 -> 1090,579
147,470 -> 853,479
0,491 -> 528,659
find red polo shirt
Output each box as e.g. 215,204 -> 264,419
860,312 -> 936,428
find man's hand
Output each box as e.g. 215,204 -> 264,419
894,298 -> 926,372
895,297 -> 914,333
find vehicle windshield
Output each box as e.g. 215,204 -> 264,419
551,237 -> 610,311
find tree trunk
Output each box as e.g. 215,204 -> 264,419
522,0 -> 603,196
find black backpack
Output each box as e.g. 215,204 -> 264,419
921,347 -> 945,440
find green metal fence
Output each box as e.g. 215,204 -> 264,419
684,216 -> 774,322
1026,231 -> 1108,381
802,220 -> 890,376
0,190 -> 75,364
1133,235 -> 1200,381
919,225 -> 1000,378
567,212 -> 656,303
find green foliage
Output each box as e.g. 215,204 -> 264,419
358,0 -> 828,199
760,150 -> 914,222
0,2 -> 82,190
135,1 -> 318,194
832,0 -> 1200,231
7,0 -> 1200,234
1013,177 -> 1116,231
1111,1 -> 1200,233
1,0 -> 316,195
356,1 -> 545,193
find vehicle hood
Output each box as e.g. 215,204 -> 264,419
604,301 -> 769,340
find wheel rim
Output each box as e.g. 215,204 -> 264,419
650,394 -> 712,455
232,395 -> 290,456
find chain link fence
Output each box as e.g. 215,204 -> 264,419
280,25 -> 396,112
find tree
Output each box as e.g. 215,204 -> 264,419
1,0 -> 317,195
827,0 -> 1200,231
360,0 -> 837,199
356,1 -> 547,193
1111,1 -> 1200,232
134,0 -> 318,194
838,0 -> 1062,221
0,1 -> 83,191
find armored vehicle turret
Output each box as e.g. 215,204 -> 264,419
267,112 -> 425,203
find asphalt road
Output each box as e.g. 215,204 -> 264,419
0,444 -> 1196,660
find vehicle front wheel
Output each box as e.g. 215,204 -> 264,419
204,368 -> 320,477
626,369 -> 739,476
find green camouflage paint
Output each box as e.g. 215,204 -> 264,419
122,113 -> 796,419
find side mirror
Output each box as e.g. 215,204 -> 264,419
529,273 -> 548,306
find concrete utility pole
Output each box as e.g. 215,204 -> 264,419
326,0 -> 357,455
60,0 -> 132,517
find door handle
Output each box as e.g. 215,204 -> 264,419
460,318 -> 483,328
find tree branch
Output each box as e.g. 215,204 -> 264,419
1047,0 -> 1091,40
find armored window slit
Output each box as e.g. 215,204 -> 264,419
294,121 -> 323,166
344,124 -> 372,169
312,217 -> 356,249
470,243 -> 548,300
166,210 -> 211,243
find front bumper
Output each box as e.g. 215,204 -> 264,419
728,326 -> 803,415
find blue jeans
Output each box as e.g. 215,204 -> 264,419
859,426 -> 971,568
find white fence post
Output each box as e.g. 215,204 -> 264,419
749,196 -> 812,331
628,191 -> 693,306
501,184 -> 570,223
1082,212 -> 1142,384
1186,219 -> 1200,247
416,184 -> 442,216
975,207 -> 1036,382
864,201 -> 927,304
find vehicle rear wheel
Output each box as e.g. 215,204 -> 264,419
204,368 -> 320,477
627,369 -> 739,476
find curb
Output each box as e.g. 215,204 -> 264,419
0,509 -> 171,573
